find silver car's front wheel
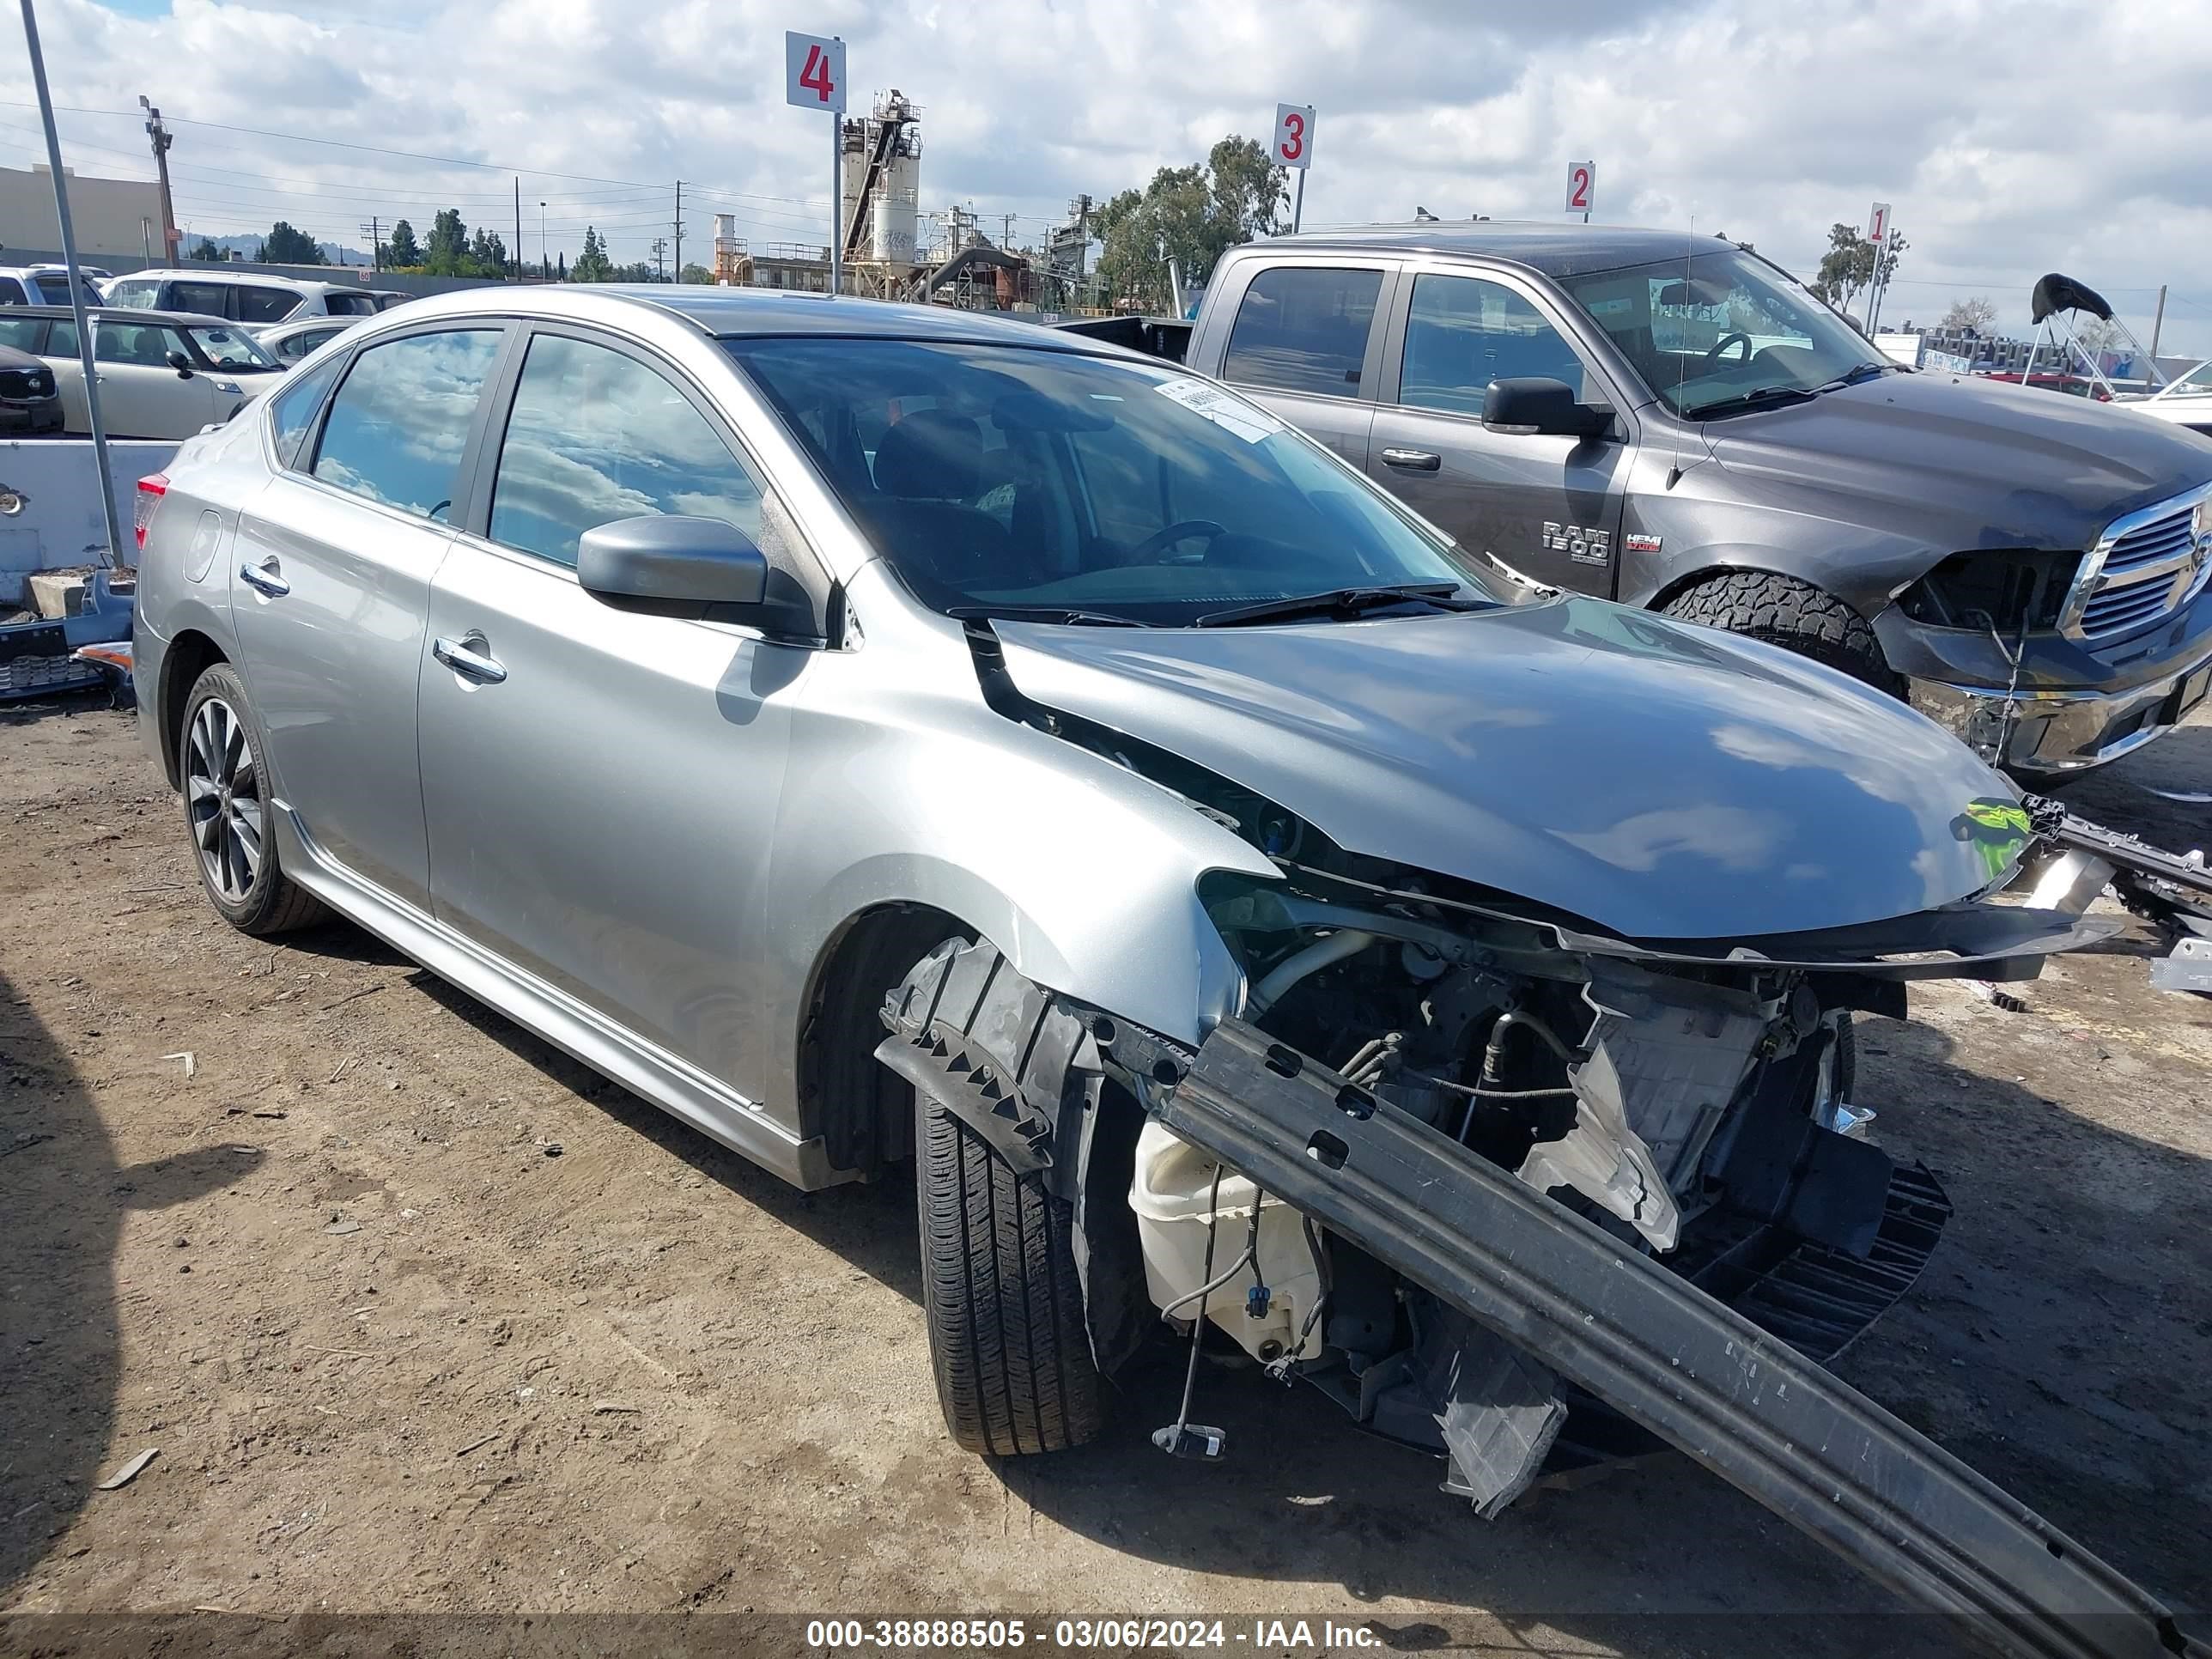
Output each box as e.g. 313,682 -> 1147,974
186,696 -> 263,902
179,663 -> 326,936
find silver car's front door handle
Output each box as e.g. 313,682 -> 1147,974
433,632 -> 507,685
238,558 -> 290,598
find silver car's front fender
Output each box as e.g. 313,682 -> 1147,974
756,563 -> 1279,1116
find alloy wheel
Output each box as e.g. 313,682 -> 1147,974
185,696 -> 264,903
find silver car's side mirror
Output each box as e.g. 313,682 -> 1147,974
577,514 -> 769,619
165,349 -> 195,380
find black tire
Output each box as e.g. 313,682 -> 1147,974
917,1092 -> 1105,1455
1661,571 -> 1901,694
179,663 -> 328,936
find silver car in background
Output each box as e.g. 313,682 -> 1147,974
131,286 -> 2191,1652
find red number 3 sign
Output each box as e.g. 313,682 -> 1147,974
1565,161 -> 1596,215
1273,103 -> 1316,171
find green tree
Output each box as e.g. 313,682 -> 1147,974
678,262 -> 713,284
1809,222 -> 1906,317
572,227 -> 614,283
468,228 -> 508,276
1092,135 -> 1286,313
422,209 -> 471,275
386,218 -> 422,267
186,235 -> 223,263
258,221 -> 325,264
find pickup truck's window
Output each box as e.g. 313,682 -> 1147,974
489,333 -> 764,569
1400,275 -> 1589,413
270,355 -> 344,470
233,286 -> 297,325
1558,246 -> 1888,419
103,280 -> 159,309
1221,266 -> 1383,398
731,337 -> 1489,626
312,328 -> 501,520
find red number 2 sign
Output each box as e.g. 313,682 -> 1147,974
1565,161 -> 1596,215
1273,103 -> 1315,171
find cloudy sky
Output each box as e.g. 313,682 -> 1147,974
4,0 -> 2208,355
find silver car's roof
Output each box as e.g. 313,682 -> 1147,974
386,283 -> 1108,350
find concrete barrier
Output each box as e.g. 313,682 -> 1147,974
0,438 -> 175,599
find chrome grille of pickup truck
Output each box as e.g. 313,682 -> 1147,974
2069,491 -> 2211,645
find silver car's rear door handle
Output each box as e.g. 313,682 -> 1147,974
238,558 -> 289,598
433,632 -> 507,685
1380,447 -> 1442,471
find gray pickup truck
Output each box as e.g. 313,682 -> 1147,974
1074,225 -> 2212,779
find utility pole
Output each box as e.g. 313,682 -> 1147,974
1000,212 -> 1017,250
139,94 -> 179,263
514,179 -> 522,282
2148,283 -> 2168,381
651,236 -> 668,282
27,0 -> 124,569
539,201 -> 548,278
358,217 -> 381,271
672,181 -> 683,282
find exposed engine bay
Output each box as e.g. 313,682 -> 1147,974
1128,872 -> 1935,1514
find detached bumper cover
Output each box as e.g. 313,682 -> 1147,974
1145,1018 -> 2203,1659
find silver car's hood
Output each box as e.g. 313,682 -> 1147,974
994,597 -> 2025,941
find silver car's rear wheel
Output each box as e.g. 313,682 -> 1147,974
186,696 -> 263,902
178,663 -> 327,936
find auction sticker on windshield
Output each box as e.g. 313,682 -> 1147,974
1155,377 -> 1282,443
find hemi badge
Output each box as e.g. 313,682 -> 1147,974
1625,532 -> 1662,554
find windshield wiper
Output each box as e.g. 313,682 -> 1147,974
1194,582 -> 1483,629
1686,385 -> 1820,421
1819,362 -> 1892,389
945,605 -> 1148,628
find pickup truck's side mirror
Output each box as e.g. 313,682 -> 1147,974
1483,377 -> 1610,440
165,349 -> 195,380
578,514 -> 770,622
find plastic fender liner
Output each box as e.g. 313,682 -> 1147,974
878,938 -> 1151,1375
1147,1018 -> 2201,1659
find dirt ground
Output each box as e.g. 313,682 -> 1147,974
2,697 -> 2208,1658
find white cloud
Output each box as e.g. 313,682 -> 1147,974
5,0 -> 2207,354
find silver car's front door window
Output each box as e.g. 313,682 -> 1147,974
420,331 -> 800,1105
228,327 -> 503,908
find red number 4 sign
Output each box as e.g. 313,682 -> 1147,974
785,32 -> 847,113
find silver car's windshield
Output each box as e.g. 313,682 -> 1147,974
1557,248 -> 1888,418
727,337 -> 1492,624
186,324 -> 279,371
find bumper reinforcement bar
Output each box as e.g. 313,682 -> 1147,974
1149,1018 -> 2202,1659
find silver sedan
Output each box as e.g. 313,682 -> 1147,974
132,289 -> 2154,1636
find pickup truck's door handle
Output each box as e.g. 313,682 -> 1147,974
238,558 -> 289,598
433,631 -> 507,685
1380,447 -> 1442,471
